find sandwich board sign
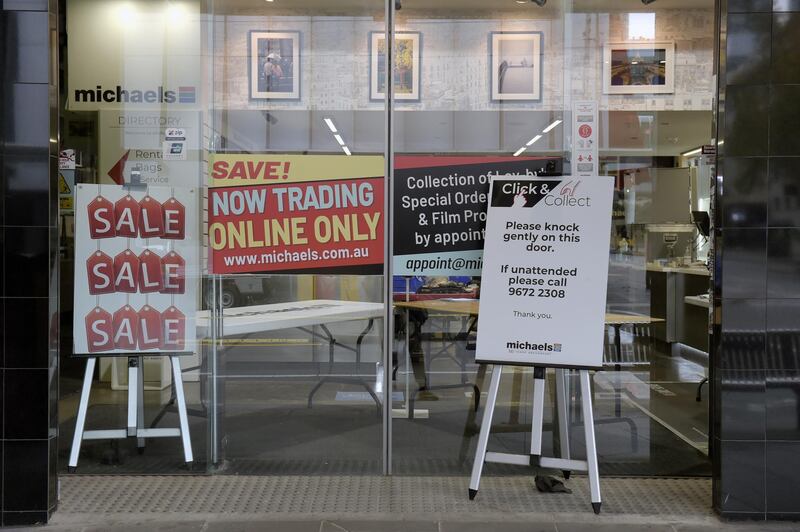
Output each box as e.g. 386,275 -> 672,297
476,176 -> 614,368
69,183 -> 199,473
469,175 -> 614,514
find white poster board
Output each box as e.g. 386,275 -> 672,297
476,176 -> 614,368
73,184 -> 198,355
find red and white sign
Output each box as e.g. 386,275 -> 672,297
572,100 -> 599,178
59,149 -> 76,170
208,178 -> 384,274
74,184 -> 198,355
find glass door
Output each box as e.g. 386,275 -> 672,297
389,0 -> 713,477
205,0 -> 389,474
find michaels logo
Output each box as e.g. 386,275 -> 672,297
506,340 -> 562,352
74,85 -> 196,104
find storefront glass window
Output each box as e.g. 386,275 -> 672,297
58,0 -> 713,478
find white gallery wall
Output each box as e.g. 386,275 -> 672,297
212,8 -> 714,112
63,1 -> 714,157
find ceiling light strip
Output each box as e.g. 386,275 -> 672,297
542,119 -> 562,133
526,134 -> 542,146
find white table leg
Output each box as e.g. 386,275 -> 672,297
137,357 -> 145,451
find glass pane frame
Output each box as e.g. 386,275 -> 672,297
205,0 -> 392,475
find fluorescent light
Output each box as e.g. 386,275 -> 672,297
324,118 -> 338,133
166,3 -> 184,23
542,119 -> 562,133
342,146 -> 352,156
717,140 -> 724,146
513,147 -> 526,157
334,134 -> 345,146
682,147 -> 702,157
526,134 -> 542,146
118,4 -> 138,23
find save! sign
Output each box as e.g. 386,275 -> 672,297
208,154 -> 385,275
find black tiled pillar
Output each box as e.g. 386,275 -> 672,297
714,0 -> 800,520
0,0 -> 60,526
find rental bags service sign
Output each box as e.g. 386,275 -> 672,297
476,176 -> 614,368
208,154 -> 384,274
73,185 -> 198,355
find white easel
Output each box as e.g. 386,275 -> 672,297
68,355 -> 193,472
468,365 -> 602,514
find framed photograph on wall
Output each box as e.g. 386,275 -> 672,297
369,31 -> 421,102
249,31 -> 301,100
603,42 -> 675,94
489,31 -> 543,102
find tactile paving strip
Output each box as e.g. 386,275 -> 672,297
59,475 -> 712,518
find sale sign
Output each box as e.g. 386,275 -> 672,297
74,184 -> 198,355
208,155 -> 384,274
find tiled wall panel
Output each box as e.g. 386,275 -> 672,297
714,0 -> 800,520
0,0 -> 59,526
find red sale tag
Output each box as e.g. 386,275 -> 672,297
137,305 -> 162,350
113,250 -> 139,293
138,250 -> 163,293
88,196 -> 115,239
162,197 -> 186,240
112,305 -> 139,350
160,252 -> 186,294
86,251 -> 114,295
161,306 -> 186,350
85,307 -> 114,353
114,195 -> 140,238
139,195 -> 164,238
